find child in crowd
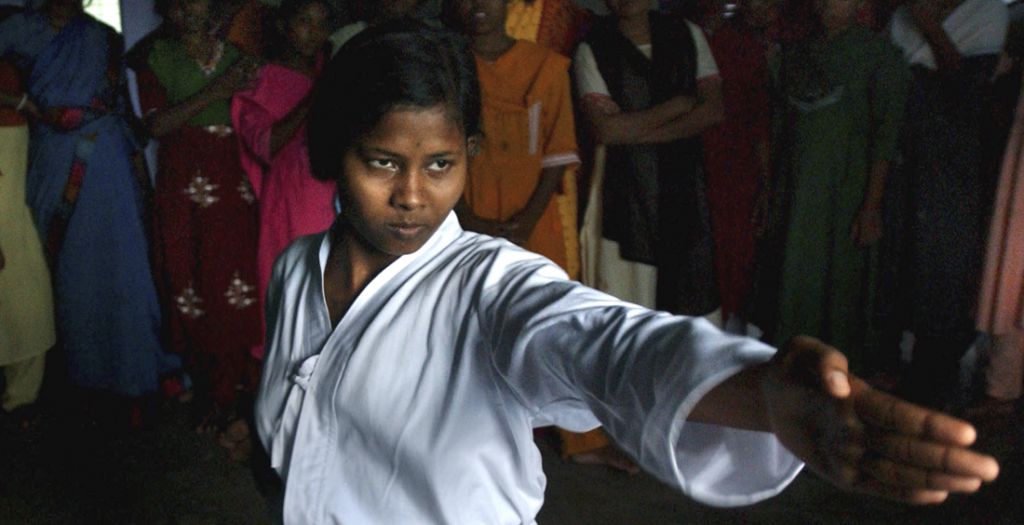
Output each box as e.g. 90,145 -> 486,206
255,21 -> 999,524
756,0 -> 908,375
136,0 -> 263,438
232,0 -> 338,359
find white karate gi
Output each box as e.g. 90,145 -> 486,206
255,212 -> 802,524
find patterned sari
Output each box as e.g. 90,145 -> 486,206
4,12 -> 178,396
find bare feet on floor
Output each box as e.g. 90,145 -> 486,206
4,404 -> 41,430
570,445 -> 641,474
194,407 -> 222,435
217,417 -> 253,462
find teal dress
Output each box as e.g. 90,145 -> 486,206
766,27 -> 909,372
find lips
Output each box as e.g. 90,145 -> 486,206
387,223 -> 427,241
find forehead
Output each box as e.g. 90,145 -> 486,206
379,0 -> 421,15
358,106 -> 466,152
293,1 -> 329,18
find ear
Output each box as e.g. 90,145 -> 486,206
466,134 -> 481,157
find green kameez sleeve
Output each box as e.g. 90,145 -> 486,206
868,40 -> 911,166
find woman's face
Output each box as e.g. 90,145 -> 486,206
375,0 -> 422,20
451,0 -> 506,37
603,0 -> 651,19
167,0 -> 212,36
746,0 -> 779,29
338,106 -> 473,259
818,0 -> 860,32
47,0 -> 84,14
285,2 -> 332,58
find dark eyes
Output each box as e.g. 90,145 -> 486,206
366,159 -> 454,174
368,159 -> 397,171
427,159 -> 452,172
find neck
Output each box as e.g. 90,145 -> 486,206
616,12 -> 650,46
182,30 -> 214,47
45,2 -> 80,31
701,12 -> 723,36
824,22 -> 852,41
335,223 -> 397,293
471,32 -> 515,62
182,31 -> 218,58
280,50 -> 318,74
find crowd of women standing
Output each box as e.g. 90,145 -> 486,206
0,0 -> 1022,464
0,0 -> 340,446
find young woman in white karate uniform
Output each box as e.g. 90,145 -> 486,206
254,20 -> 999,525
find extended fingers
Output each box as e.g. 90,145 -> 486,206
851,382 -> 977,446
866,433 -> 1000,482
858,454 -> 983,493
851,478 -> 950,505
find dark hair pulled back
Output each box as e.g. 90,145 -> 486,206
307,18 -> 481,182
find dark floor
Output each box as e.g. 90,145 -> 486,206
1,386 -> 1020,525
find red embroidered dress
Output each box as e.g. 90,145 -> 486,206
137,38 -> 261,408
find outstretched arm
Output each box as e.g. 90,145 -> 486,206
692,336 -> 1000,504
485,264 -> 998,505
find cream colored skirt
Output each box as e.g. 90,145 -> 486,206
0,124 -> 56,365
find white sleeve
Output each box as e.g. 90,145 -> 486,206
480,254 -> 803,507
890,0 -> 1009,69
253,239 -> 323,477
254,254 -> 290,471
687,20 -> 720,80
573,42 -> 612,98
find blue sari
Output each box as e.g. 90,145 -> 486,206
8,12 -> 179,396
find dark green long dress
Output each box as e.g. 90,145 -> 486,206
767,26 -> 908,372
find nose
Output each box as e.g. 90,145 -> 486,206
390,170 -> 425,211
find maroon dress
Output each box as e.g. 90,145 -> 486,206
701,19 -> 771,319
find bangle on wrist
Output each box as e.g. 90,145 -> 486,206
15,93 -> 28,112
